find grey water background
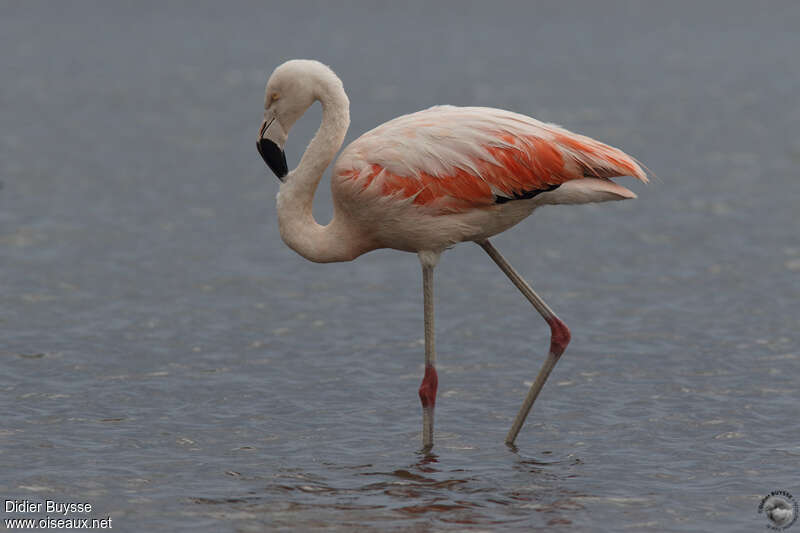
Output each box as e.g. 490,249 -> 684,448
1,1 -> 799,530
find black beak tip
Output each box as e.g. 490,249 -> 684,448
257,138 -> 288,181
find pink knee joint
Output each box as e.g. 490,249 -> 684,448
418,365 -> 438,408
547,316 -> 571,358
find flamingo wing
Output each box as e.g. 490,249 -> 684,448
334,106 -> 647,213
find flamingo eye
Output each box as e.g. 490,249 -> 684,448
269,92 -> 280,105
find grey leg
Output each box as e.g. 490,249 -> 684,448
478,239 -> 571,445
418,252 -> 440,450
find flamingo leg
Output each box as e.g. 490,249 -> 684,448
478,239 -> 571,446
418,254 -> 439,450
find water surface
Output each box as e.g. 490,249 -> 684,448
1,2 -> 799,531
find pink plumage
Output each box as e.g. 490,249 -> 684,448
335,105 -> 646,213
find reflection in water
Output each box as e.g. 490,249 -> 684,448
189,448 -> 590,528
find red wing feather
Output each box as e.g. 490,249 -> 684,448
336,107 -> 646,212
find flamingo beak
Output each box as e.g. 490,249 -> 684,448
257,117 -> 288,181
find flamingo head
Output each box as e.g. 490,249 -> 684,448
257,60 -> 339,181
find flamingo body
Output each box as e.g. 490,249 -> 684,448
331,105 -> 647,253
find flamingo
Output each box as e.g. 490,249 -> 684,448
256,60 -> 647,450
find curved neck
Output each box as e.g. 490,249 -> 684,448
276,81 -> 362,263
